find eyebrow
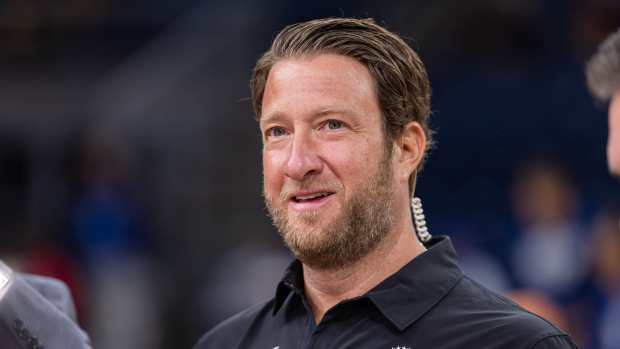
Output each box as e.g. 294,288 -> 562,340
260,107 -> 360,126
259,112 -> 285,126
315,107 -> 358,118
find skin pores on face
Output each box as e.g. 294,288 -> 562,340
260,54 -> 398,269
608,90 -> 620,176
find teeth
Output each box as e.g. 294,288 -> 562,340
295,192 -> 329,201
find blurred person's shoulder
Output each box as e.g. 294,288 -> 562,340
194,299 -> 275,349
0,268 -> 92,348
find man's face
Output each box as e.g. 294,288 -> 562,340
608,90 -> 620,176
260,54 -> 396,269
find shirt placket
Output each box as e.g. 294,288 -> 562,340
300,302 -> 347,349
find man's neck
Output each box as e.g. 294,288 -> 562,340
302,223 -> 426,324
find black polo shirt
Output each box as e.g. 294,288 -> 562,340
195,237 -> 577,348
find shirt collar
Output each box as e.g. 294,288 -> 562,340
274,259 -> 304,314
366,236 -> 463,331
273,236 -> 464,331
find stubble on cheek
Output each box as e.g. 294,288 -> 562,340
263,185 -> 327,246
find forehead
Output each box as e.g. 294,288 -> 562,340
260,54 -> 380,122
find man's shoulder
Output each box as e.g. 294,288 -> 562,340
194,299 -> 275,349
436,275 -> 574,348
456,276 -> 563,329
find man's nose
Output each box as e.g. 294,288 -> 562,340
284,132 -> 323,181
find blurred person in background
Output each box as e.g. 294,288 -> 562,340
587,27 -> 620,178
586,26 -> 620,349
195,17 -> 576,349
197,243 -> 292,331
510,158 -> 589,302
69,130 -> 161,349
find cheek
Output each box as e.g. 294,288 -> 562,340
609,109 -> 620,150
328,152 -> 362,175
610,108 -> 620,139
262,150 -> 287,194
607,99 -> 620,175
321,141 -> 374,183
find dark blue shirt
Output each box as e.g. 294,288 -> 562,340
195,237 -> 577,349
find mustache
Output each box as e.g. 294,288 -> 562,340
276,179 -> 342,201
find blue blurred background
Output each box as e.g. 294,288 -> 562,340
0,0 -> 619,348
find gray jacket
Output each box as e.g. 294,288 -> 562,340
0,265 -> 91,349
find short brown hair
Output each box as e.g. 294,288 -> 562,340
250,18 -> 433,175
586,28 -> 620,103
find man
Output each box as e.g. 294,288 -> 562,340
0,261 -> 91,348
586,27 -> 620,349
195,18 -> 576,348
586,28 -> 620,176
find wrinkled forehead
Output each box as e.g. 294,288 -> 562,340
258,52 -> 379,115
260,54 -> 381,124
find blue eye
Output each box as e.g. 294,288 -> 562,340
267,127 -> 286,138
326,120 -> 344,130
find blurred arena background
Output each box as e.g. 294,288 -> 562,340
0,0 -> 618,348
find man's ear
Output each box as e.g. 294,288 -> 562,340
395,121 -> 426,184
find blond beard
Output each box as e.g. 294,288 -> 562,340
265,154 -> 394,270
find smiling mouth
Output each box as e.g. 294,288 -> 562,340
291,192 -> 335,203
